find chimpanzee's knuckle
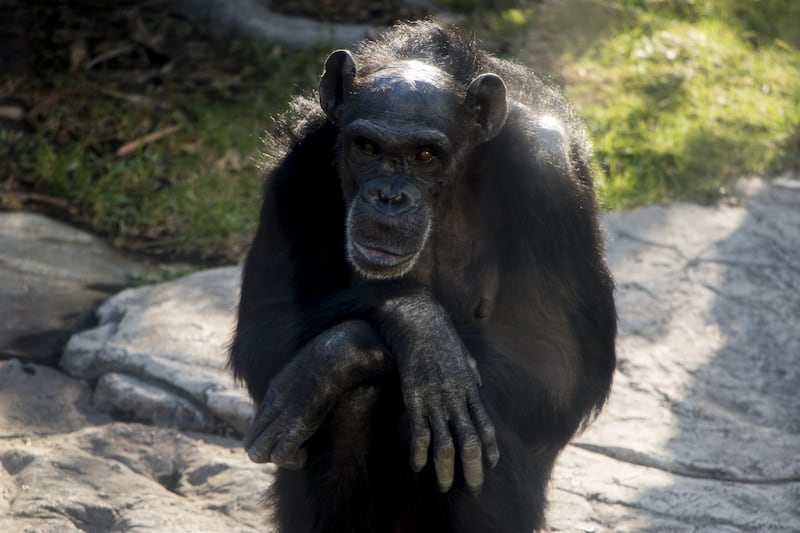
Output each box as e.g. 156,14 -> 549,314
247,437 -> 273,463
270,447 -> 291,465
247,448 -> 267,463
435,440 -> 455,461
462,442 -> 481,462
272,447 -> 306,470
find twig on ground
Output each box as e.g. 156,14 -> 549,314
84,79 -> 153,106
84,43 -> 137,71
116,125 -> 181,157
0,191 -> 71,211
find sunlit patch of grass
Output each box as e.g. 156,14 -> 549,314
491,7 -> 537,35
563,11 -> 800,207
441,0 -> 800,208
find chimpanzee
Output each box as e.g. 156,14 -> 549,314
230,20 -> 616,533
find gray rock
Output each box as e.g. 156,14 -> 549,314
61,267 -> 253,435
0,359 -> 110,437
0,359 -> 273,531
175,0 -> 372,48
547,177 -> 800,530
0,423 -> 273,532
14,175 -> 793,531
0,212 -> 147,364
547,446 -> 799,532
93,373 -> 220,432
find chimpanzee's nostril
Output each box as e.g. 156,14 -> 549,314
363,177 -> 421,215
377,190 -> 406,205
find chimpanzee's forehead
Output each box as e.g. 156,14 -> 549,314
364,60 -> 453,91
348,60 -> 461,126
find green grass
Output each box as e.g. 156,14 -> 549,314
6,1 -> 800,263
563,1 -> 800,206
8,33 -> 326,262
25,87 -> 268,261
450,0 -> 800,208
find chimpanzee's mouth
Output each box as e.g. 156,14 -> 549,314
352,241 -> 415,268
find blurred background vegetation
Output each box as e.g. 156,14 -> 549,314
1,0 -> 798,264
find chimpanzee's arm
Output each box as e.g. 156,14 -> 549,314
235,275 -> 499,493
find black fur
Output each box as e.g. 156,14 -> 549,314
231,20 -> 616,533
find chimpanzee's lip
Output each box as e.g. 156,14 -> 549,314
352,241 -> 415,267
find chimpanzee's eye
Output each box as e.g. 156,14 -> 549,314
355,137 -> 378,155
415,148 -> 435,162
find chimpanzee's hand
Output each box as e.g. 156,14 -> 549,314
243,352 -> 331,469
244,320 -> 388,469
380,295 -> 500,494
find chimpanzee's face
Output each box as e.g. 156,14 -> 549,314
319,52 -> 507,279
334,62 -> 467,279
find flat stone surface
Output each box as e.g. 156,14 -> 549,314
0,424 -> 273,532
0,359 -> 272,532
0,212 -> 147,364
1,176 -> 798,531
547,177 -> 800,531
0,359 -> 109,437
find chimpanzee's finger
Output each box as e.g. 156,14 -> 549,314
243,395 -> 283,450
408,397 -> 431,472
430,412 -> 455,492
246,425 -> 279,463
271,442 -> 308,470
270,419 -> 315,469
468,390 -> 499,467
452,403 -> 483,494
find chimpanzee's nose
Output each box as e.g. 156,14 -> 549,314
362,177 -> 421,216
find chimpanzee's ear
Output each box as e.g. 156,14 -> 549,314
465,73 -> 508,143
319,50 -> 357,122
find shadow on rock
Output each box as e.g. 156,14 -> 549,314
549,177 -> 800,531
0,212 -> 148,365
